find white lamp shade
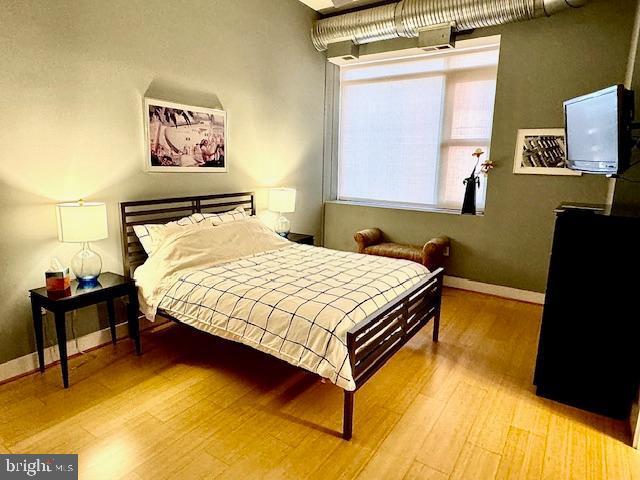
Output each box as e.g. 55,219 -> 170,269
56,202 -> 108,243
268,188 -> 296,213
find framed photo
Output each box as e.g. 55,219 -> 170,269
144,98 -> 227,173
513,129 -> 580,176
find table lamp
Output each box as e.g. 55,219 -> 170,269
56,200 -> 108,287
268,188 -> 296,237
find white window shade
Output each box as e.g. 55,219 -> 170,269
338,46 -> 499,211
339,76 -> 444,205
450,78 -> 497,140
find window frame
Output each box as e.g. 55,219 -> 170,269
333,42 -> 500,214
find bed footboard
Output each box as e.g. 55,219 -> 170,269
343,268 -> 443,440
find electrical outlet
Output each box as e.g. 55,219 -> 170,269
444,246 -> 450,257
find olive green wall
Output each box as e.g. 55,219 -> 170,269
324,0 -> 637,293
612,0 -> 640,214
0,0 -> 324,364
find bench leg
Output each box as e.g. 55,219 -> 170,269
343,390 -> 354,440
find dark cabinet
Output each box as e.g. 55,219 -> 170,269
534,205 -> 640,418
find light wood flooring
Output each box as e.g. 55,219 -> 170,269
1,288 -> 638,479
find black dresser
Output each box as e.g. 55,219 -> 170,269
534,204 -> 640,418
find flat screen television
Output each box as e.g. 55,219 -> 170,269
564,85 -> 635,175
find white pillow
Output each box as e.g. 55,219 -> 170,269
191,206 -> 248,226
133,215 -> 196,255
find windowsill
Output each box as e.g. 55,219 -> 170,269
325,200 -> 485,216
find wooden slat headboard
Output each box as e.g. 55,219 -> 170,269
120,192 -> 255,278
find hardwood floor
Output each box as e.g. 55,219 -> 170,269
1,288 -> 638,479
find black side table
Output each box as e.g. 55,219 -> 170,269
29,272 -> 141,388
286,233 -> 314,245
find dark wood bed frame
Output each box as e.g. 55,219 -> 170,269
120,192 -> 443,440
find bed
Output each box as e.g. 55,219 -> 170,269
120,192 -> 443,439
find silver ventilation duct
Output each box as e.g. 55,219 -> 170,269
312,0 -> 588,52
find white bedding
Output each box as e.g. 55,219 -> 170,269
134,218 -> 431,390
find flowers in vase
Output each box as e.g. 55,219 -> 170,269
461,149 -> 495,215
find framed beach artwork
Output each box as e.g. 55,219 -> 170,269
144,98 -> 227,173
513,129 -> 580,176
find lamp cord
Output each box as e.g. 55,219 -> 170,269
611,159 -> 640,182
70,310 -> 85,355
42,310 -> 53,359
42,310 -> 85,361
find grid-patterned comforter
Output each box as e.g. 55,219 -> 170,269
157,244 -> 430,390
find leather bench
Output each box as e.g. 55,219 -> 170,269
354,228 -> 449,271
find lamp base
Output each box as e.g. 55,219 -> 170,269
275,215 -> 291,237
71,243 -> 102,286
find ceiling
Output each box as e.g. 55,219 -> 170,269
298,0 -> 393,15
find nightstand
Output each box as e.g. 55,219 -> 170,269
29,272 -> 140,388
286,233 -> 314,245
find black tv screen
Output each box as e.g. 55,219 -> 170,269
564,85 -> 634,175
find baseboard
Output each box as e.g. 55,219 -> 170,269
0,278 -> 542,383
0,322 -> 131,384
444,275 -> 545,305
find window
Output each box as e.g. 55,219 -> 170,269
337,45 -> 499,211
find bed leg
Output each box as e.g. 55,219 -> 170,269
343,391 -> 354,440
433,273 -> 443,343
